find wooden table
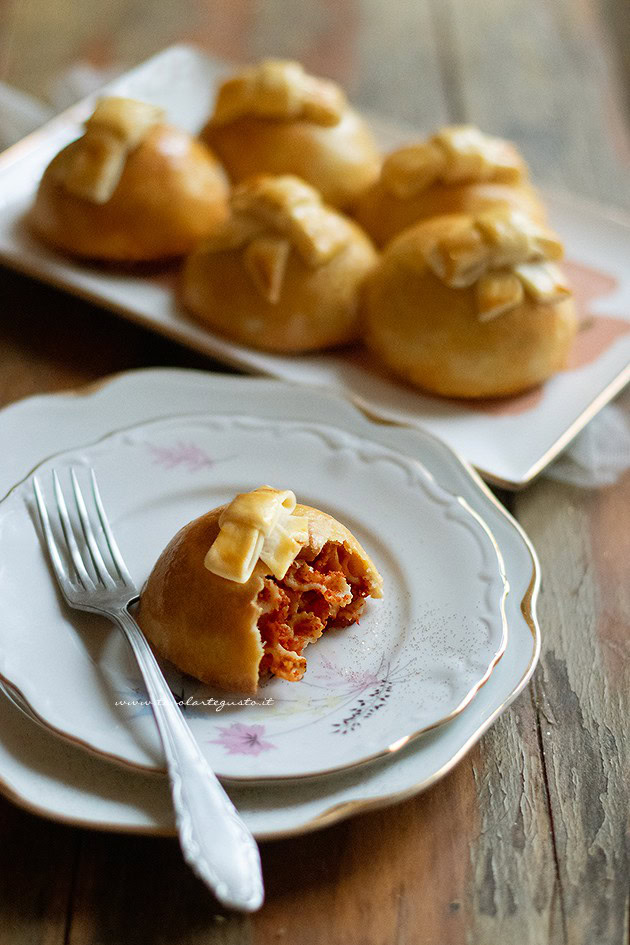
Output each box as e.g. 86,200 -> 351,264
1,2 -> 629,942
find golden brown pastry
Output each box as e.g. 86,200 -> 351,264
200,59 -> 381,209
363,207 -> 578,399
30,96 -> 230,261
353,125 -> 546,247
136,486 -> 383,693
181,174 -> 378,352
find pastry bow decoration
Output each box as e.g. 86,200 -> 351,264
381,125 -> 524,200
53,97 -> 165,204
204,486 -> 309,584
425,208 -> 572,321
209,59 -> 346,128
202,175 -> 351,302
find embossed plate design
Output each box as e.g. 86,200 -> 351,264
0,369 -> 539,838
0,413 -> 507,781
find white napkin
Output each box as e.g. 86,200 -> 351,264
544,386 -> 630,487
1,62 -> 629,488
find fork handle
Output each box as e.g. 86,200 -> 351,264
114,607 -> 264,912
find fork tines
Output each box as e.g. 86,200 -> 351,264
32,467 -> 134,593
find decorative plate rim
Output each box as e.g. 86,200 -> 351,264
0,411 -> 509,782
0,367 -> 541,839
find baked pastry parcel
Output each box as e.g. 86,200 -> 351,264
30,96 -> 229,261
364,207 -> 578,399
353,125 -> 546,247
182,174 -> 378,352
200,59 -> 381,209
136,486 -> 383,693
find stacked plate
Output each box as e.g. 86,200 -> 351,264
0,368 -> 540,839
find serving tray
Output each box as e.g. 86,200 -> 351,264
0,45 -> 628,487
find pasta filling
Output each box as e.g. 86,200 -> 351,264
256,542 -> 371,681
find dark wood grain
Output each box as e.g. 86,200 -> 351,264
0,1 -> 628,943
516,474 -> 630,945
444,0 -> 630,940
0,797 -> 78,944
66,832 -> 252,945
0,267 -> 231,404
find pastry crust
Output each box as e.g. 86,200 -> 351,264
353,126 -> 546,247
30,101 -> 230,262
363,211 -> 578,398
136,503 -> 383,693
201,60 -> 380,208
181,175 -> 378,353
204,486 -> 308,584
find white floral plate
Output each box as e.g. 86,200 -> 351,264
0,45 -> 629,488
0,369 -> 539,838
0,413 -> 507,780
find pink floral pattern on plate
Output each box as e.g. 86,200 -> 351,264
210,723 -> 276,756
146,440 -> 214,471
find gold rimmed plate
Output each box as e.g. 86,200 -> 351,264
0,412 -> 508,781
0,369 -> 539,838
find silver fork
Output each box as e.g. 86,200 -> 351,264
32,466 -> 264,913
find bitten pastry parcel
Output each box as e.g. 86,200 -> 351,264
137,487 -> 383,693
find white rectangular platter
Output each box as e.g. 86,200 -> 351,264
0,44 -> 629,488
